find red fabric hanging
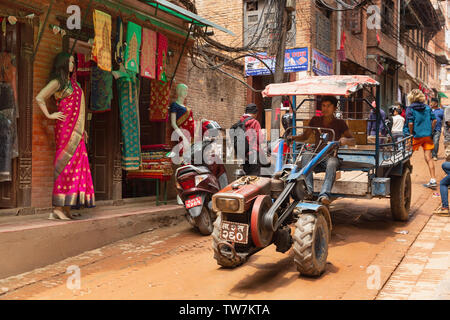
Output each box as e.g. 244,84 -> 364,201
149,79 -> 170,122
141,28 -> 157,79
156,32 -> 168,83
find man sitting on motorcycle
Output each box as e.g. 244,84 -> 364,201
286,95 -> 355,205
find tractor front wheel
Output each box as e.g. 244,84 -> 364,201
293,213 -> 329,277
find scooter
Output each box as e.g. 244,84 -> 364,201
174,124 -> 228,235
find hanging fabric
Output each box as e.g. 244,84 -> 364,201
113,70 -> 141,170
0,52 -> 18,106
92,10 -> 112,72
149,79 -> 170,122
76,52 -> 91,77
90,64 -> 113,113
114,17 -> 124,64
124,21 -> 142,74
141,28 -> 157,79
157,32 -> 168,83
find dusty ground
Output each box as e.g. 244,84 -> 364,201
0,149 -> 445,300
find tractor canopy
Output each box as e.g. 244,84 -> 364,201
261,75 -> 379,97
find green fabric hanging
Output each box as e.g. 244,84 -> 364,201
124,22 -> 142,74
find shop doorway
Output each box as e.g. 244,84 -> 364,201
121,77 -> 166,199
0,21 -> 18,208
67,38 -> 119,202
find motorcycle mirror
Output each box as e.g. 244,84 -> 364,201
320,133 -> 330,143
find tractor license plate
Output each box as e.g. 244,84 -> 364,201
185,197 -> 202,209
220,221 -> 249,244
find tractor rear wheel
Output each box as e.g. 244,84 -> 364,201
293,213 -> 329,277
390,167 -> 412,221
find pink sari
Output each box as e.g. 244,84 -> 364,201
52,76 -> 95,207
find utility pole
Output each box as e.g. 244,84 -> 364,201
270,0 -> 289,133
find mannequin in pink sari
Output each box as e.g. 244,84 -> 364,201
36,53 -> 95,220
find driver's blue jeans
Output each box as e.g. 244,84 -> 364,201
300,153 -> 340,199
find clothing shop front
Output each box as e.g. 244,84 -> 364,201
0,0 -> 231,211
55,1 -> 223,205
0,3 -> 37,210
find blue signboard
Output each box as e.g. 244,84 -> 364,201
245,47 -> 308,76
312,49 -> 333,76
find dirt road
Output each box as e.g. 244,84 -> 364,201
0,151 -> 444,300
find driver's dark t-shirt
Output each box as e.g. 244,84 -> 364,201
308,116 -> 349,145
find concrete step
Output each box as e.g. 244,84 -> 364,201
0,200 -> 186,279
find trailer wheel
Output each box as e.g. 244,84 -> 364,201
293,212 -> 329,277
212,214 -> 246,268
390,167 -> 412,221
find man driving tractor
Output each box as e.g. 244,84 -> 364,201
287,95 -> 356,205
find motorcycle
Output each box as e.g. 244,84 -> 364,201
173,122 -> 228,235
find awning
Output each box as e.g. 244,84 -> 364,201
261,75 -> 379,97
141,0 -> 235,35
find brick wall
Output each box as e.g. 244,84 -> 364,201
195,0 -> 243,52
187,60 -> 246,128
187,0 -> 247,127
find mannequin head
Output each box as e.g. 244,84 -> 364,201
176,84 -> 188,101
49,52 -> 74,90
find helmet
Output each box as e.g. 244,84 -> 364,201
281,113 -> 293,130
388,105 -> 401,115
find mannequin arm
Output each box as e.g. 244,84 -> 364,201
35,79 -> 66,121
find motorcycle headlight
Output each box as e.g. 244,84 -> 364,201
212,194 -> 245,213
195,174 -> 209,186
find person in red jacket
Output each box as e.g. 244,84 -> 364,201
239,103 -> 262,175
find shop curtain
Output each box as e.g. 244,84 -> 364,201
124,22 -> 142,74
90,64 -> 113,113
157,32 -> 168,83
113,70 -> 141,170
92,10 -> 112,72
149,79 -> 170,122
141,28 -> 157,79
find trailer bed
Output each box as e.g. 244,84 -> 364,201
313,171 -> 369,196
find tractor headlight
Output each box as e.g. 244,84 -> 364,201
216,198 -> 239,212
212,193 -> 245,213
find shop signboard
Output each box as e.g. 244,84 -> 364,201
245,47 -> 308,76
312,49 -> 333,76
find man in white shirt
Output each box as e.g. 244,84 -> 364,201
391,106 -> 405,142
